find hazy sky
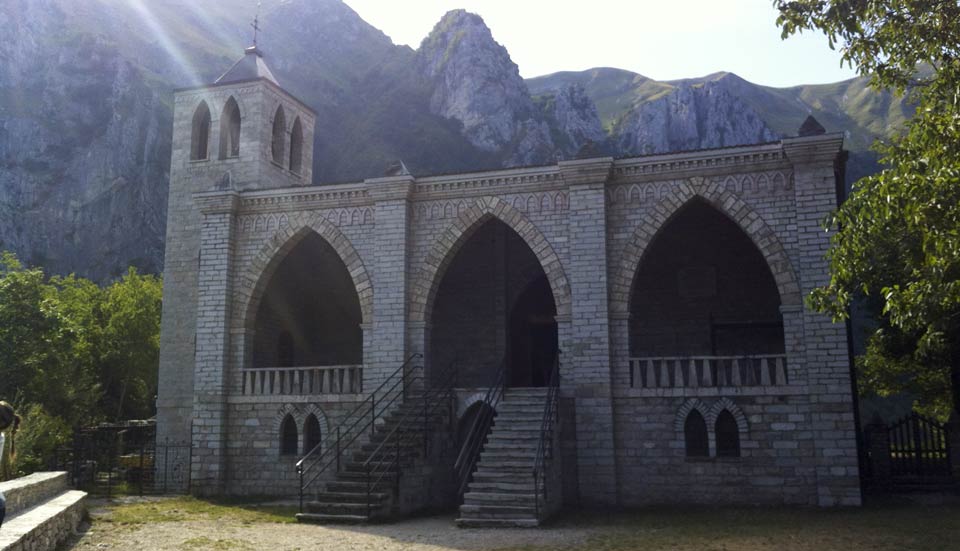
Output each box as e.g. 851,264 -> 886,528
342,0 -> 859,87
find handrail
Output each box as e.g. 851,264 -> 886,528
532,351 -> 561,521
361,363 -> 457,517
454,358 -> 508,498
296,353 -> 421,512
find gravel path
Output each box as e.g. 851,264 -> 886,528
61,511 -> 591,551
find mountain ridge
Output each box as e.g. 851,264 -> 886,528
0,0 -> 910,280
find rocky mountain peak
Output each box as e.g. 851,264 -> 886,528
417,10 -> 553,162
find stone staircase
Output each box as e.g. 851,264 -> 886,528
457,387 -> 558,527
297,394 -> 454,523
0,472 -> 86,551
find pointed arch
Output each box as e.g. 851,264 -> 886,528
190,101 -> 211,161
279,414 -> 298,456
289,117 -> 303,174
410,196 -> 571,323
219,96 -> 241,159
612,179 -> 801,315
240,212 -> 373,332
303,413 -> 322,456
271,105 -> 286,165
706,397 -> 749,434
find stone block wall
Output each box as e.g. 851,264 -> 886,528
161,80 -> 861,509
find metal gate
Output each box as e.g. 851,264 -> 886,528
888,413 -> 952,483
51,421 -> 191,496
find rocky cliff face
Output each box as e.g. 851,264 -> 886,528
614,80 -> 779,155
537,84 -> 608,157
417,10 -> 554,166
0,0 -> 169,277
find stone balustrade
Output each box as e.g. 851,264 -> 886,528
241,365 -> 363,396
628,355 -> 788,389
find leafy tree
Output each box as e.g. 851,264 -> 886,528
774,0 -> 960,416
0,253 -> 163,475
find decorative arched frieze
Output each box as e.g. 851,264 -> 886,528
409,196 -> 572,322
611,178 -> 801,314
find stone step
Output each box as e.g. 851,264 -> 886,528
0,490 -> 87,551
304,501 -> 387,516
483,441 -> 539,451
472,469 -> 536,481
296,513 -> 371,524
311,491 -> 389,504
463,492 -> 536,505
455,517 -> 539,528
466,481 -> 535,493
0,472 -> 70,518
459,503 -> 537,517
326,480 -> 396,494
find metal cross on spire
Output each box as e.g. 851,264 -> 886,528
251,1 -> 262,48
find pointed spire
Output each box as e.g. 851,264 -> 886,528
213,2 -> 278,86
797,115 -> 826,137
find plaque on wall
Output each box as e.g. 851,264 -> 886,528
678,265 -> 717,299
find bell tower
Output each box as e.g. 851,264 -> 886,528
156,44 -> 316,480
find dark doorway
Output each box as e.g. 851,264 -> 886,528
430,218 -> 558,388
508,276 -> 558,387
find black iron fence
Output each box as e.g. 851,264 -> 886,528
864,412 -> 958,489
51,421 -> 191,496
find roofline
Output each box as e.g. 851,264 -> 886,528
173,78 -> 318,116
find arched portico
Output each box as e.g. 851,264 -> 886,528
411,197 -> 570,387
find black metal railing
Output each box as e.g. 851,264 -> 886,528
454,358 -> 508,498
360,363 -> 457,517
296,353 -> 421,512
532,352 -> 561,521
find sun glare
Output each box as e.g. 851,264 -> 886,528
128,0 -> 204,87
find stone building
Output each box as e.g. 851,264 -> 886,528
156,47 -> 862,525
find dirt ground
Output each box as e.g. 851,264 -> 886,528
59,498 -> 590,551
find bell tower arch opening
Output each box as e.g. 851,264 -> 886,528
429,218 -> 558,388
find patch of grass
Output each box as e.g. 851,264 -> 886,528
499,502 -> 960,551
180,536 -> 255,550
101,496 -> 298,525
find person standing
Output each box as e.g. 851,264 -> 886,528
0,401 -> 21,530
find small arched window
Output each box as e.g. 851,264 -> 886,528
303,414 -> 321,455
219,97 -> 241,159
684,410 -> 709,457
277,331 -> 294,367
289,117 -> 303,174
190,101 -> 211,161
715,410 -> 741,457
271,106 -> 286,165
280,414 -> 298,456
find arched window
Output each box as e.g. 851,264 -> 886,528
271,106 -> 286,165
303,414 -> 321,455
219,97 -> 241,159
279,414 -> 298,456
289,117 -> 303,174
277,331 -> 294,367
715,410 -> 741,457
190,101 -> 211,161
684,410 -> 709,457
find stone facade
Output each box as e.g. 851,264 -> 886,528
157,53 -> 861,507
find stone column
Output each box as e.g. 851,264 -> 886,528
783,134 -> 862,506
190,191 -> 240,495
559,158 -> 618,506
366,176 -> 415,392
946,410 -> 960,480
